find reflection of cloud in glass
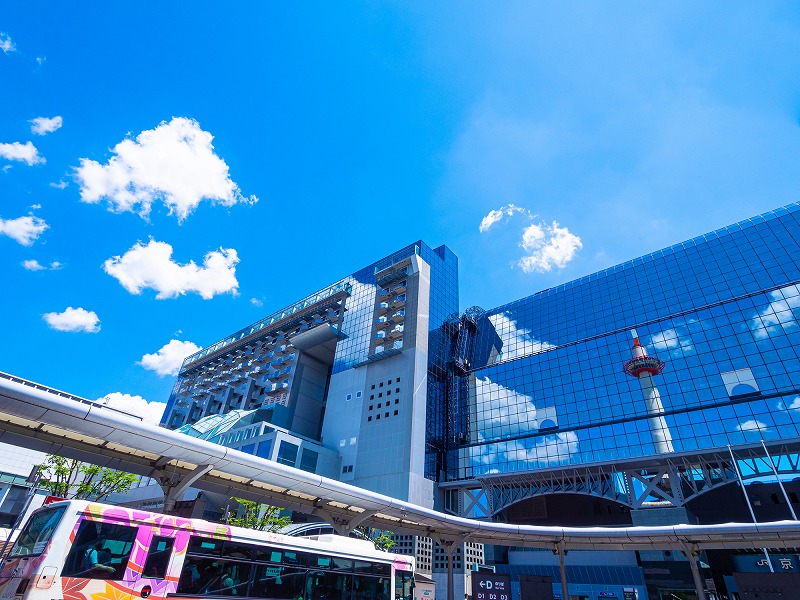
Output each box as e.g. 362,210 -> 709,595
474,431 -> 579,470
777,396 -> 800,411
475,376 -> 538,438
647,326 -> 693,357
737,419 -> 769,433
471,374 -> 577,470
487,311 -> 554,361
751,284 -> 800,339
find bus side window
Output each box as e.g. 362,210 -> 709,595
142,536 -> 175,579
62,520 -> 138,581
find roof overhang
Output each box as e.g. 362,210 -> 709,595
2,371 -> 800,551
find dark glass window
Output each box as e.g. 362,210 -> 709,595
142,536 -> 174,579
9,505 -> 65,558
62,519 -> 138,581
251,565 -> 306,599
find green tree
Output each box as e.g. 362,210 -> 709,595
224,497 -> 292,532
37,455 -> 137,501
357,527 -> 396,551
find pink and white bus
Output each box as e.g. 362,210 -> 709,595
0,500 -> 414,600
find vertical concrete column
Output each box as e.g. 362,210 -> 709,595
555,543 -> 569,600
447,547 -> 455,600
681,544 -> 707,600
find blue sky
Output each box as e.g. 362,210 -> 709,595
2,3 -> 800,418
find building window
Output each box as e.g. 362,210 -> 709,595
368,416 -> 372,422
299,449 -> 318,473
346,394 -> 352,401
396,377 -> 400,383
394,410 -> 398,416
395,399 -> 399,404
277,441 -> 298,467
356,391 -> 362,398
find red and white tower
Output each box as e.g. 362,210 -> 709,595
623,329 -> 674,454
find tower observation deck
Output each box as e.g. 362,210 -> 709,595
624,329 -> 674,454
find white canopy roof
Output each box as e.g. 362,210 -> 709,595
2,371 -> 799,552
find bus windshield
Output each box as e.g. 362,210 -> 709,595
8,505 -> 67,558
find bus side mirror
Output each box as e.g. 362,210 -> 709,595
141,585 -> 152,598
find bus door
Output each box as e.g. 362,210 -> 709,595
130,530 -> 183,600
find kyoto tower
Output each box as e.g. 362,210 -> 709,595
623,329 -> 674,454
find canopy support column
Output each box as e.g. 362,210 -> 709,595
555,543 -> 569,600
156,461 -> 213,513
430,533 -> 468,600
681,543 -> 707,600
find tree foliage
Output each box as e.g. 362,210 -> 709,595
37,455 -> 137,501
224,497 -> 292,532
358,527 -> 396,551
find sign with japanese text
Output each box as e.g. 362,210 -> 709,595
472,572 -> 511,600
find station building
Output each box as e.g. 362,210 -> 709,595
160,202 -> 800,599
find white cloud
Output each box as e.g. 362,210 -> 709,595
518,220 -> 582,273
22,259 -> 61,271
479,204 -> 526,233
250,298 -> 264,307
778,397 -> 800,411
648,327 -> 693,357
507,431 -> 580,465
0,33 -> 15,54
50,180 -> 69,189
97,392 -> 166,424
736,419 -> 769,433
42,307 -> 100,333
751,285 -> 800,340
75,117 -> 257,222
30,116 -> 62,135
0,141 -> 45,166
0,215 -> 48,246
22,259 -> 45,271
139,339 -> 202,377
103,239 -> 239,299
487,311 -> 554,361
36,57 -> 46,65
470,375 -> 578,470
474,431 -> 580,469
474,376 -> 539,438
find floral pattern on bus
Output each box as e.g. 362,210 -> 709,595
56,504 -> 233,600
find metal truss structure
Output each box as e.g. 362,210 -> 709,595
440,439 -> 800,518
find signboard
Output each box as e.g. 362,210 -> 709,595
472,572 -> 511,600
518,574 -> 553,600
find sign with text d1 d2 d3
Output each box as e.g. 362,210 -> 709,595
472,572 -> 511,600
